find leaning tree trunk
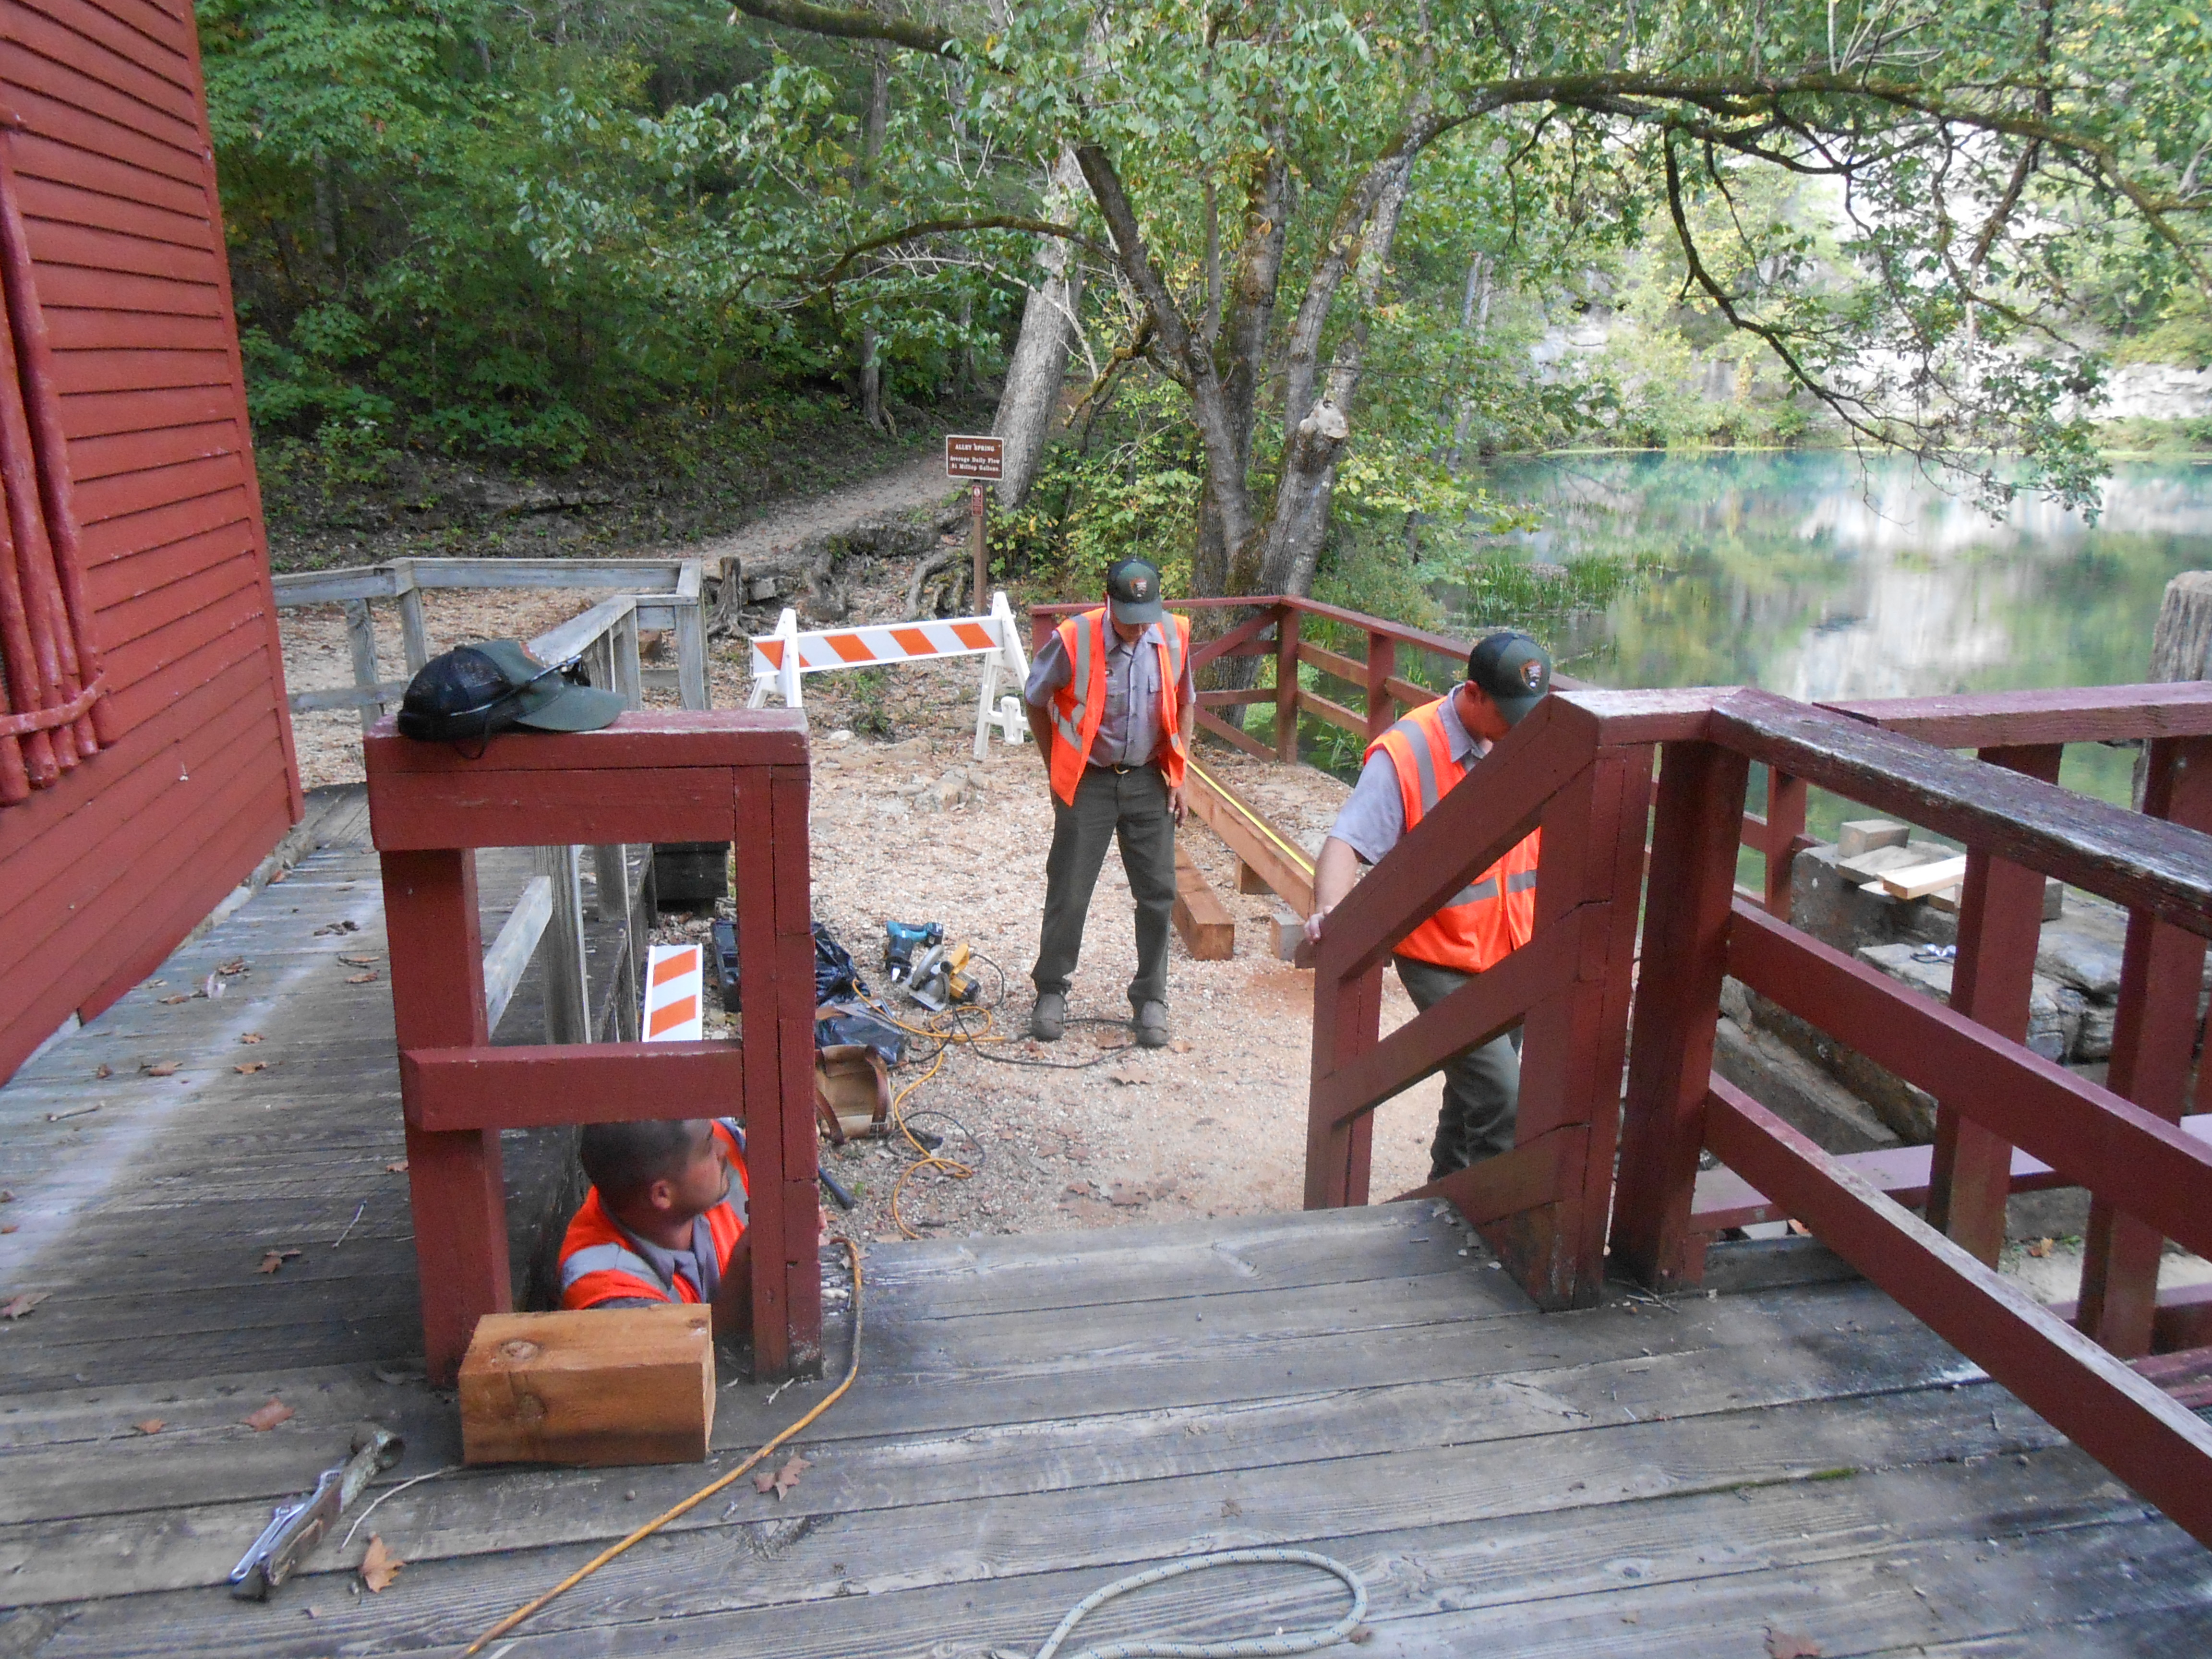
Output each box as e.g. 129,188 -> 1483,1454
1252,163 -> 1410,600
857,47 -> 891,433
992,146 -> 1086,510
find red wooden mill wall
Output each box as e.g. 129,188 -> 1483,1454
0,0 -> 299,1081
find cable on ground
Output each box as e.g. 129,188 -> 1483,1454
1006,1548 -> 1369,1659
459,1237 -> 866,1657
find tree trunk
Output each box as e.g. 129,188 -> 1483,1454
1192,134 -> 1288,601
1447,252 -> 1492,468
992,146 -> 1085,510
857,47 -> 890,433
1253,163 -> 1410,600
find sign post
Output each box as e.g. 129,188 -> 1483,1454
945,434 -> 1005,613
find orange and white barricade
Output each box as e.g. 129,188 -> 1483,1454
641,944 -> 704,1042
746,589 -> 1031,760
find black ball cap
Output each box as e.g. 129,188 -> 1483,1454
396,639 -> 626,744
1105,558 -> 1167,625
1467,631 -> 1552,726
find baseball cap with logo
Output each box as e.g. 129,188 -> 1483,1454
1105,558 -> 1166,626
396,639 -> 626,745
1467,631 -> 1553,726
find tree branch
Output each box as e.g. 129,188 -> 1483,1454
726,0 -> 958,56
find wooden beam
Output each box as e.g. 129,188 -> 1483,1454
1195,707 -> 1274,759
481,873 -> 553,1034
1171,843 -> 1235,961
400,1040 -> 748,1131
1296,688 -> 1365,738
1183,760 -> 1315,915
460,1307 -> 715,1467
1821,680 -> 2212,747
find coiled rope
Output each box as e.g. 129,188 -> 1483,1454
1017,1548 -> 1368,1659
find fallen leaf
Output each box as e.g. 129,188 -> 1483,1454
385,1161 -> 409,1174
240,1033 -> 264,1045
1,1292 -> 51,1320
133,1419 -> 165,1435
2026,1237 -> 2054,1259
144,1062 -> 179,1077
235,1061 -> 268,1074
347,972 -> 380,985
312,919 -> 361,937
1107,1069 -> 1146,1087
257,1249 -> 301,1274
217,959 -> 247,976
0,1190 -> 12,1201
241,1398 -> 294,1431
1766,1630 -> 1823,1659
0,1224 -> 16,1235
359,1536 -> 404,1592
93,1063 -> 111,1079
1220,1497 -> 1243,1517
338,955 -> 382,967
1348,1629 -> 1374,1647
157,995 -> 190,1006
269,868 -> 289,884
753,1454 -> 811,1499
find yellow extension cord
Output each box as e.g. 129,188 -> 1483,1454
459,1236 -> 866,1656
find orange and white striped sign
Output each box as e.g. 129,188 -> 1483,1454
642,944 -> 704,1042
747,589 -> 1032,761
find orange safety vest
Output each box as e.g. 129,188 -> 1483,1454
1368,697 -> 1540,974
1045,608 -> 1192,807
559,1121 -> 749,1309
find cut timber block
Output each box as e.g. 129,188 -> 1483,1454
1269,901 -> 1315,968
460,1305 -> 713,1466
1837,818 -> 1910,859
1172,843 -> 1236,961
1236,859 -> 1272,896
1878,855 -> 1970,902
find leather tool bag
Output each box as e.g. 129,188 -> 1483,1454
814,1043 -> 890,1144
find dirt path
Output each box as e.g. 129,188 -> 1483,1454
686,450 -> 959,570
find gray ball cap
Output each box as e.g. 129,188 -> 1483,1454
1467,631 -> 1553,726
396,638 -> 626,743
474,639 -> 628,731
1105,558 -> 1167,625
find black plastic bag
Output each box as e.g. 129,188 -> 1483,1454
815,998 -> 907,1065
814,922 -> 869,1005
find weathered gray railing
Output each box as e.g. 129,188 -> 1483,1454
270,556 -> 709,728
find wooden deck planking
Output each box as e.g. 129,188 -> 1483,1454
3,801 -> 2209,1654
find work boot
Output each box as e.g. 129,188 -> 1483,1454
1135,1000 -> 1169,1049
1031,991 -> 1067,1042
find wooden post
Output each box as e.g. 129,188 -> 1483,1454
534,844 -> 590,1044
382,847 -> 506,1385
397,579 -> 430,676
1922,744 -> 2062,1264
735,762 -> 821,1379
1304,956 -> 1385,1209
1274,604 -> 1300,761
1610,740 -> 1752,1290
1364,629 -> 1396,744
614,604 -> 645,709
345,599 -> 380,733
969,483 -> 987,621
1491,745 -> 1655,1305
1763,768 -> 1805,916
2079,735 -> 2212,1355
674,590 -> 708,711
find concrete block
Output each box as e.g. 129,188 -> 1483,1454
1837,819 -> 1910,859
1269,902 -> 1313,966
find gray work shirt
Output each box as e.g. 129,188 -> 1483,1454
1025,620 -> 1196,769
1326,690 -> 1488,865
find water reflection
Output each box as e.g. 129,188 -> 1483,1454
1455,452 -> 2212,704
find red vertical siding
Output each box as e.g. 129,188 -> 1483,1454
0,0 -> 298,1080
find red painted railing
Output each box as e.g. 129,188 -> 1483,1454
364,711 -> 819,1384
1304,680 -> 2212,1550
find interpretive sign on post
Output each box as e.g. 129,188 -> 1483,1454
945,434 -> 1005,480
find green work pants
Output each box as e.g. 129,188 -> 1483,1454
1393,953 -> 1522,1180
1033,763 -> 1177,1012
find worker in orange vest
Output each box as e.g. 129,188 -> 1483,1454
558,1118 -> 752,1334
1303,632 -> 1551,1179
1022,559 -> 1196,1049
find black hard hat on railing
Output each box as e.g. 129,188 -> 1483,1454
396,639 -> 625,745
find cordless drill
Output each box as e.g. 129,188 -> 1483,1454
882,921 -> 943,990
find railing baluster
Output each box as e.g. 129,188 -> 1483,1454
1274,603 -> 1299,762
1304,957 -> 1385,1209
1925,743 -> 2063,1265
1763,768 -> 1805,916
1364,629 -> 1395,744
2078,734 -> 2212,1355
345,599 -> 381,733
1611,740 -> 1752,1291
